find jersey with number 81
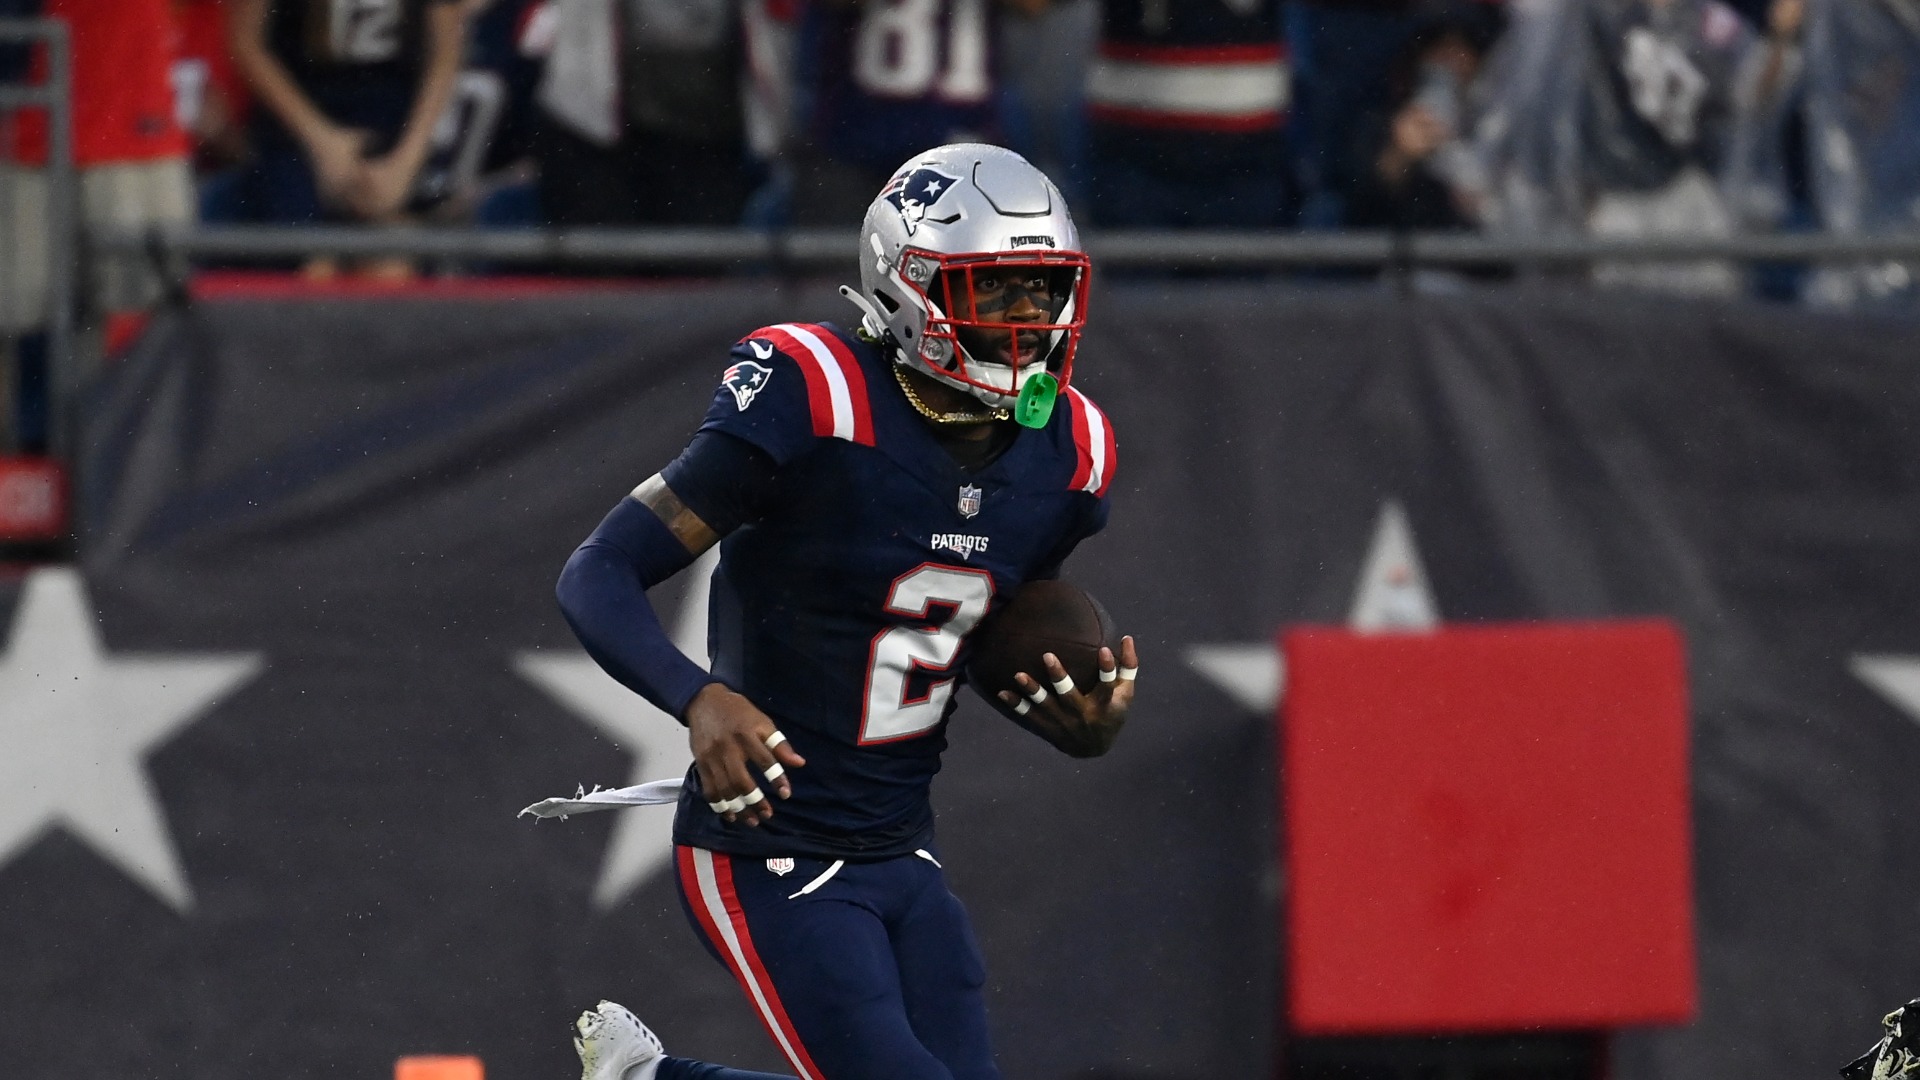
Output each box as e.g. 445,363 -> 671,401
806,0 -> 1001,174
670,321 -> 1116,860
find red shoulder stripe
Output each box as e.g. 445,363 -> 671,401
1066,387 -> 1116,497
743,324 -> 874,445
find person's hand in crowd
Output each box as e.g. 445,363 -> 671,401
1393,104 -> 1451,161
346,151 -> 420,221
1376,103 -> 1450,189
1768,0 -> 1805,41
306,123 -> 372,208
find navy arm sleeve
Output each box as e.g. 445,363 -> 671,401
556,498 -> 714,722
554,433 -> 783,721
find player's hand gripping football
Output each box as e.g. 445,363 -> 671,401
685,683 -> 807,826
998,637 -> 1139,758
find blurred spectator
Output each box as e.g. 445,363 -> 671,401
777,0 -> 1051,226
1287,0 -> 1421,228
1082,0 -> 1291,229
0,0 -> 194,453
1342,6 -> 1502,231
406,0 -> 543,226
1800,0 -> 1920,307
994,0 -> 1095,194
531,0 -> 750,226
226,0 -> 467,275
173,0 -> 256,221
1473,0 -> 1800,295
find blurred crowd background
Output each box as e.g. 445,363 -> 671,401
0,0 -> 1918,456
1,0 -> 1916,269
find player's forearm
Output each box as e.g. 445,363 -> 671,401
386,3 -> 469,174
556,499 -> 717,721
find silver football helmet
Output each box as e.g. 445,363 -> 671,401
843,144 -> 1090,426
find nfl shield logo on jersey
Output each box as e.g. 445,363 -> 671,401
957,484 -> 982,518
766,858 -> 795,877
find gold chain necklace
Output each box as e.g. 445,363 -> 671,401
892,364 -> 1009,425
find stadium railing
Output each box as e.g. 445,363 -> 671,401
0,17 -> 75,458
93,224 -> 1920,275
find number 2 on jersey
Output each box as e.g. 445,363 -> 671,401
852,0 -> 990,102
862,564 -> 995,743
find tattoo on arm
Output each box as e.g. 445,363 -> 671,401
632,474 -> 722,556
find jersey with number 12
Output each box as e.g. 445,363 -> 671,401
670,323 -> 1116,860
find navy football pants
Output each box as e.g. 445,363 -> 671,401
662,844 -> 1000,1080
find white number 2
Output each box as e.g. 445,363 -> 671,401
852,0 -> 990,103
862,564 -> 995,744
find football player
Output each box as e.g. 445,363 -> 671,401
555,143 -> 1139,1080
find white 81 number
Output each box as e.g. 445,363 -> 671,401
862,564 -> 995,744
852,0 -> 990,103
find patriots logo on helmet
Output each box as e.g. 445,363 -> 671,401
723,359 -> 773,411
883,167 -> 963,236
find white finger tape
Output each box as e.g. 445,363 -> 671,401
708,800 -> 731,814
1014,698 -> 1032,716
1051,673 -> 1076,695
762,762 -> 785,783
1026,685 -> 1049,705
1099,667 -> 1118,683
741,788 -> 766,806
1119,664 -> 1139,681
711,796 -> 746,815
764,730 -> 788,750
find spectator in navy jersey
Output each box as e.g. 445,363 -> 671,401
1083,0 -> 1293,228
779,0 -> 1050,226
228,0 -> 467,275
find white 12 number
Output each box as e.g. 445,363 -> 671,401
862,564 -> 995,743
852,0 -> 990,103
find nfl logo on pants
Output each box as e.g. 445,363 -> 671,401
766,858 -> 795,877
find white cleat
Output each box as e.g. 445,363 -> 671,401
574,999 -> 666,1080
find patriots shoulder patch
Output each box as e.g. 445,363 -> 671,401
723,359 -> 774,411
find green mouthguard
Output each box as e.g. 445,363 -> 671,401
1014,372 -> 1058,429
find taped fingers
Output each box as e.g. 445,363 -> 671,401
740,788 -> 766,807
708,796 -> 746,815
764,730 -> 787,750
1119,664 -> 1139,682
1050,672 -> 1077,696
761,761 -> 785,783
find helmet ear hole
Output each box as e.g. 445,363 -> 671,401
875,290 -> 900,314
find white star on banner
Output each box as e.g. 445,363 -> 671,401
513,548 -> 713,910
1182,500 -> 1439,713
0,567 -> 262,911
1852,655 -> 1920,726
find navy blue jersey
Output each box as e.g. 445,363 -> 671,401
672,322 -> 1115,860
799,0 -> 1001,174
1087,0 -> 1288,137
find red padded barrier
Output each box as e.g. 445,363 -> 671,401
1281,620 -> 1696,1034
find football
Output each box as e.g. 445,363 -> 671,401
966,579 -> 1119,706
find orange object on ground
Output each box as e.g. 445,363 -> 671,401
394,1055 -> 484,1080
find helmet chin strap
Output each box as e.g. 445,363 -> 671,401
839,283 -> 1058,428
838,285 -> 890,343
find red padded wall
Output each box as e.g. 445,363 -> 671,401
1281,621 -> 1696,1034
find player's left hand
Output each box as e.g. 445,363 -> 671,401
997,635 -> 1138,758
